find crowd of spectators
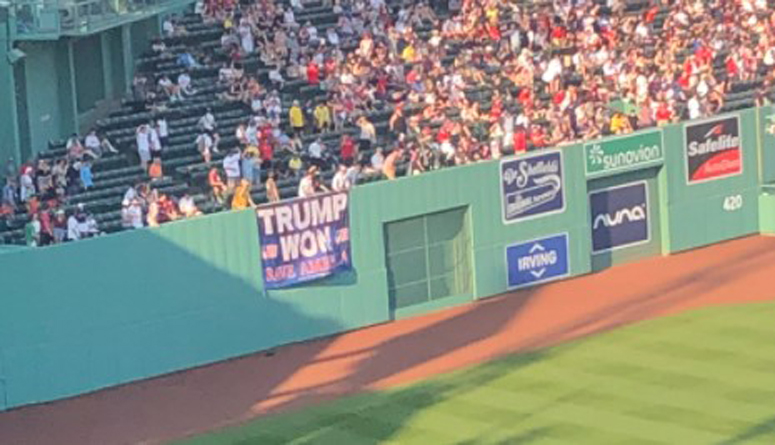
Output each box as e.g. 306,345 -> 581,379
5,0 -> 775,245
180,0 -> 775,207
1,131 -> 120,246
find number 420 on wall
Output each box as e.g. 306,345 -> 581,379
723,194 -> 743,212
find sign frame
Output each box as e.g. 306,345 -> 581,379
683,114 -> 743,185
504,232 -> 571,290
589,180 -> 651,254
583,129 -> 664,178
500,149 -> 567,225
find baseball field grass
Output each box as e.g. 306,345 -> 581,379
180,302 -> 775,445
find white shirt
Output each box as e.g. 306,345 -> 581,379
84,134 -> 100,150
298,175 -> 315,197
149,128 -> 162,152
687,96 -> 701,119
178,73 -> 191,89
157,119 -> 169,137
199,113 -> 216,131
308,141 -> 324,158
67,216 -> 81,241
332,171 -> 350,191
136,129 -> 150,153
222,153 -> 241,178
196,133 -> 213,151
371,153 -> 384,170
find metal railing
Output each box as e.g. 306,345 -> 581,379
13,0 -> 192,37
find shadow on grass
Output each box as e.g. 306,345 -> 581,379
717,416 -> 775,445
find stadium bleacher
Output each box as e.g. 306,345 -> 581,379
1,0 -> 773,245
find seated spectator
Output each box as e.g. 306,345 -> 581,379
208,167 -> 227,203
179,194 -> 203,217
148,157 -> 164,180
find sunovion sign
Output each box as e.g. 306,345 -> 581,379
589,181 -> 650,253
505,233 -> 570,289
501,150 -> 565,223
585,130 -> 663,177
685,115 -> 742,184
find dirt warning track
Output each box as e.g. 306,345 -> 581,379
2,235 -> 774,445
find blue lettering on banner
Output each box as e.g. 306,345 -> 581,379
589,181 -> 650,253
505,233 -> 570,289
501,150 -> 565,223
256,191 -> 352,289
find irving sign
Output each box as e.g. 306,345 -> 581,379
684,115 -> 742,184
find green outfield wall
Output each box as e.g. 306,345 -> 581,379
0,109 -> 770,411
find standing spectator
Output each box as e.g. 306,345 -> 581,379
358,116 -> 377,152
331,165 -> 351,191
79,161 -> 94,190
24,213 -> 40,247
136,124 -> 153,170
383,148 -> 404,180
241,151 -> 260,186
231,179 -> 256,210
314,102 -> 332,133
156,117 -> 169,148
340,134 -> 356,166
307,138 -> 326,169
222,148 -> 242,189
298,166 -> 318,197
289,100 -> 305,135
196,130 -> 216,164
266,170 -> 280,202
67,210 -> 80,242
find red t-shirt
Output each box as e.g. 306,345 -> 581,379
513,130 -> 527,153
341,139 -> 355,160
655,105 -> 672,122
307,63 -> 320,84
259,142 -> 274,161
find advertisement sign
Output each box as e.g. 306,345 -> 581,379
589,181 -> 650,253
505,233 -> 570,289
501,150 -> 565,223
256,191 -> 352,289
585,130 -> 663,177
685,115 -> 742,184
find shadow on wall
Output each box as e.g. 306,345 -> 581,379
0,223 -> 346,445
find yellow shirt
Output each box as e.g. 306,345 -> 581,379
610,115 -> 627,133
401,45 -> 415,62
289,156 -> 303,171
289,106 -> 304,128
231,184 -> 251,210
314,106 -> 331,126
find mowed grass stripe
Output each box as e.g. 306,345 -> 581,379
565,341 -> 775,398
526,356 -> 773,424
457,382 -> 726,443
179,302 -> 775,445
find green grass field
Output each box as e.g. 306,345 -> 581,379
180,302 -> 775,445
